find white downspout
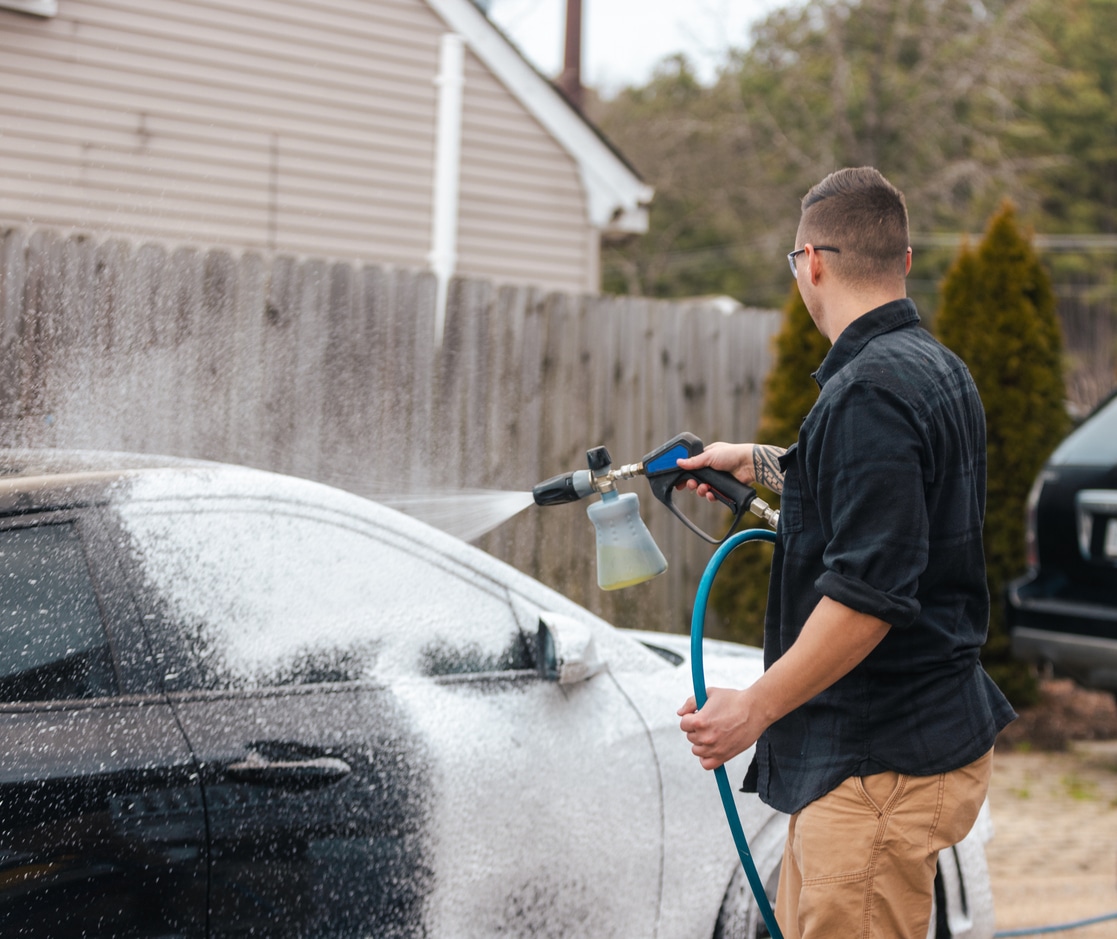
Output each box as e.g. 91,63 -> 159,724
429,33 -> 465,347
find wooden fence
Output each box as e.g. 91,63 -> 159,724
0,226 -> 782,634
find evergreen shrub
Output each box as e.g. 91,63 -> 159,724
936,202 -> 1070,706
710,284 -> 829,644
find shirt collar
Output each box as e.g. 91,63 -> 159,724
812,298 -> 920,388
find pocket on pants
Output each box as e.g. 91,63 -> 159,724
857,770 -> 904,816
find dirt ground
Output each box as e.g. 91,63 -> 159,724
988,680 -> 1117,937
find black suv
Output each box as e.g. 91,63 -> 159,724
1007,390 -> 1117,693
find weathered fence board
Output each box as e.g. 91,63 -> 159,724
0,226 -> 782,635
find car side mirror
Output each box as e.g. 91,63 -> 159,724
536,613 -> 605,684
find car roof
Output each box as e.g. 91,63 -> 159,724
0,448 -> 220,513
0,448 -> 615,634
0,449 -> 213,478
0,448 -> 438,535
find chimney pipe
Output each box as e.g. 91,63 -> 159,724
557,0 -> 583,110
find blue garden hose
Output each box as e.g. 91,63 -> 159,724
690,527 -> 783,939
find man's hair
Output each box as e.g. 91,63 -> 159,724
799,167 -> 909,285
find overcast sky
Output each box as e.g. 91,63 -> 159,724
484,0 -> 789,95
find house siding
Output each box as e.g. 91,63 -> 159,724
0,0 -> 597,291
457,49 -> 591,291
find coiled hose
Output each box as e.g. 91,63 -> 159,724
690,527 -> 783,939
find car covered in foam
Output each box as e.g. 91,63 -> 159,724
0,450 -> 994,937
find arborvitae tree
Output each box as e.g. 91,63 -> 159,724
937,202 -> 1070,706
710,284 -> 830,643
756,288 -> 833,450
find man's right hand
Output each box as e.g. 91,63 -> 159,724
675,442 -> 756,501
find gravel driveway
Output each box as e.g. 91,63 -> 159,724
988,682 -> 1117,938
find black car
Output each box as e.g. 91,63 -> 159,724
1007,390 -> 1117,693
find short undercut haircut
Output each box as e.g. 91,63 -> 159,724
799,167 -> 909,285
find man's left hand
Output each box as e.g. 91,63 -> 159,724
678,687 -> 766,770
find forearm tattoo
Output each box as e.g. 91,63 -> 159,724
753,445 -> 787,494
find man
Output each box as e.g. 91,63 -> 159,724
676,167 -> 1015,939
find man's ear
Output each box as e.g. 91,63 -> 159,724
808,245 -> 826,285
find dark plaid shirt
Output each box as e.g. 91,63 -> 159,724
745,299 -> 1015,815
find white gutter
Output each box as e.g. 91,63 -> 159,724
429,33 -> 466,347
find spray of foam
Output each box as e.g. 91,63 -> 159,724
373,489 -> 537,542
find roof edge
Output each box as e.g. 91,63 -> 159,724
425,0 -> 653,233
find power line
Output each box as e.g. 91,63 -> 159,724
912,233 -> 1117,251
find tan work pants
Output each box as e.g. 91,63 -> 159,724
775,749 -> 994,939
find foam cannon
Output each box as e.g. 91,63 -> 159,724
532,433 -> 780,590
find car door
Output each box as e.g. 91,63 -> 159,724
0,512 -> 207,938
110,488 -> 662,938
158,686 -> 430,939
112,495 -> 442,939
398,602 -> 663,939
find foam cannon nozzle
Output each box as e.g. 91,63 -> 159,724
531,469 -> 596,507
533,446 -> 667,591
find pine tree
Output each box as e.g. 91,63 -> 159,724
710,284 -> 830,643
937,202 -> 1070,706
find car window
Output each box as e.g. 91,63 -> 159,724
1053,395 -> 1117,466
0,523 -> 118,703
116,501 -> 529,691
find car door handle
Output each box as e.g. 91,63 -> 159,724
225,750 -> 352,788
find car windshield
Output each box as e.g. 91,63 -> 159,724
1051,396 -> 1117,466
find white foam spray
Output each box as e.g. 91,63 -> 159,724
373,489 -> 537,542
